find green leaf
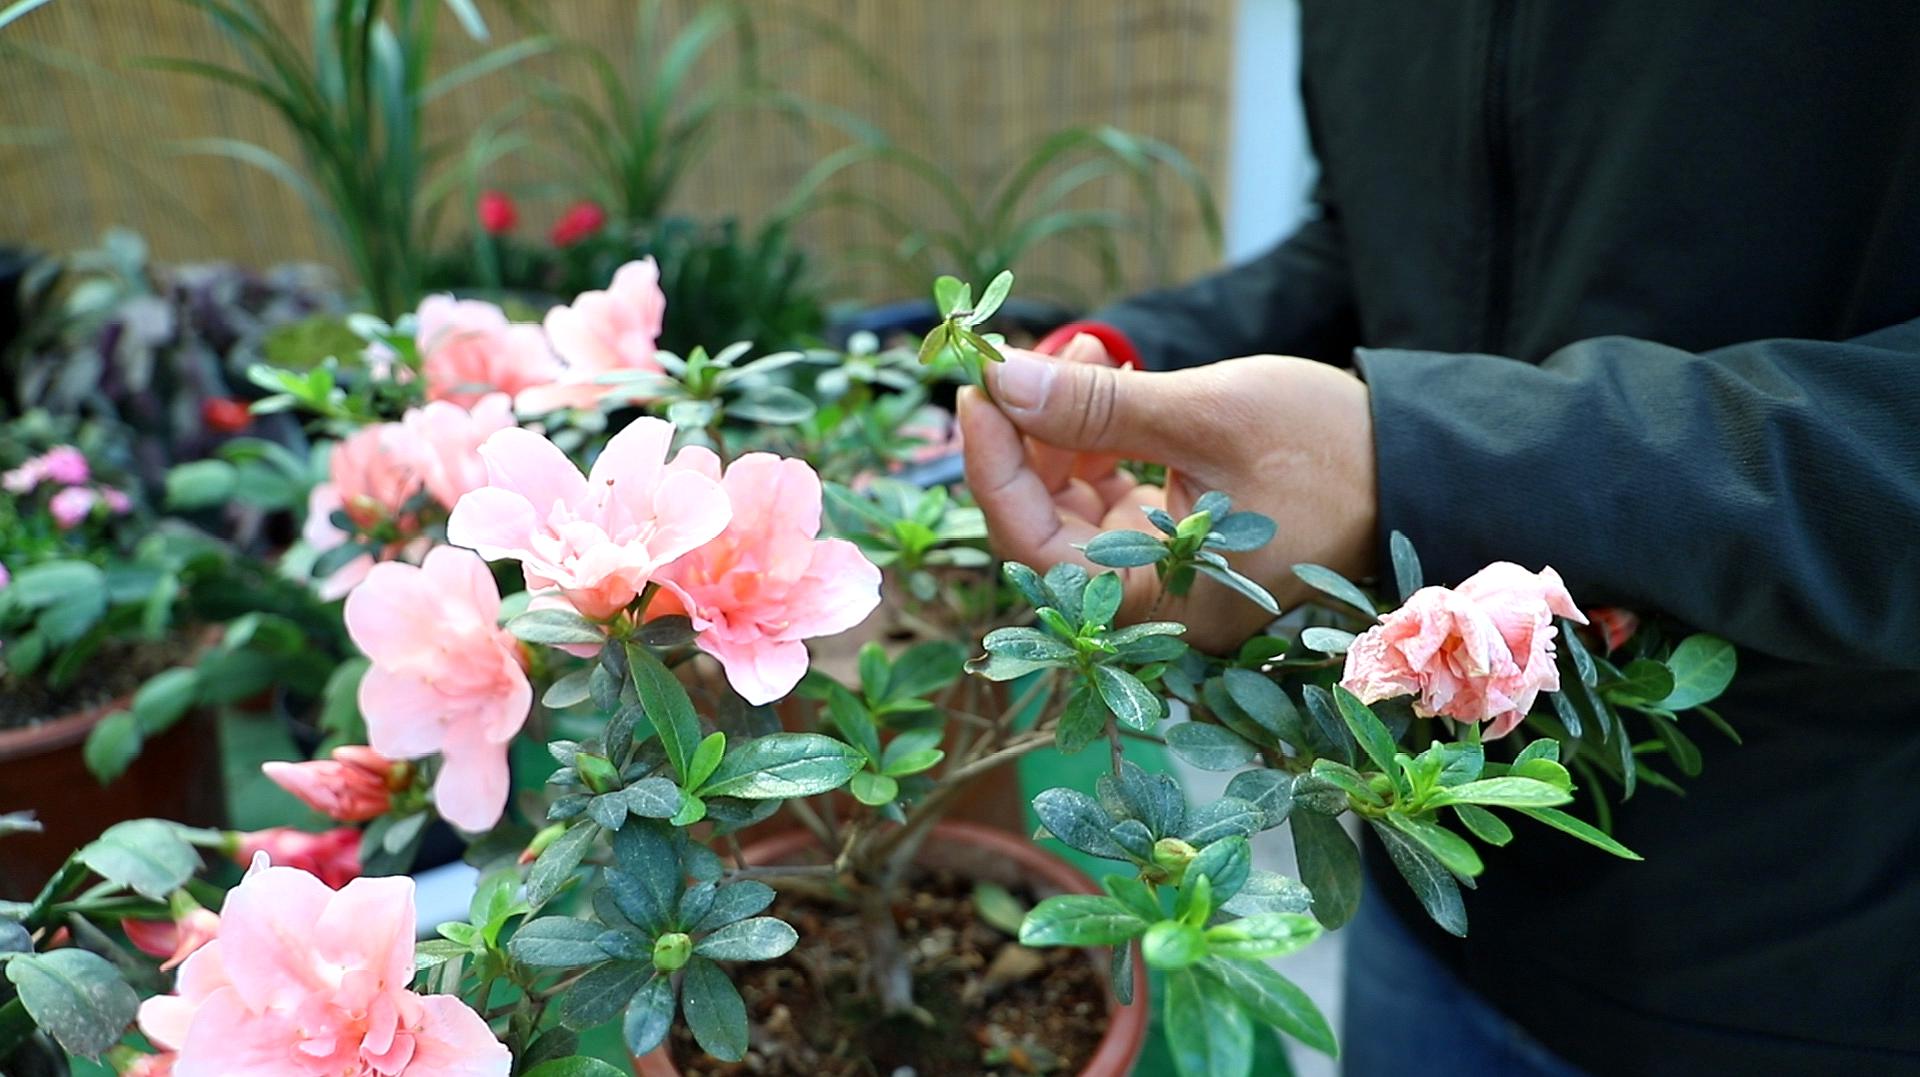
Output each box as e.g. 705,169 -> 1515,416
1371,819 -> 1467,937
82,711 -> 143,784
1081,529 -> 1171,568
1332,687 -> 1399,778
1030,788 -> 1127,860
825,684 -> 881,763
1606,658 -> 1676,704
1194,562 -> 1281,615
681,956 -> 749,1061
1165,722 -> 1259,771
543,668 -> 594,709
1290,812 -> 1361,930
694,916 -> 798,961
1205,511 -> 1277,553
933,275 -> 967,316
694,881 -> 777,933
1452,804 -> 1513,846
1382,813 -> 1483,878
974,882 -> 1030,935
1141,920 -> 1207,970
686,732 -> 727,791
1517,807 -> 1642,859
131,669 -> 200,735
559,961 -> 650,1029
1223,769 -> 1293,830
1219,668 -> 1304,745
5,949 -> 138,1060
981,626 -> 1076,663
1655,635 -> 1737,711
165,459 -> 239,508
78,819 -> 199,899
1300,627 -> 1357,655
1054,684 -> 1108,755
697,733 -> 863,799
527,820 -> 598,905
509,917 -> 609,967
1204,912 -> 1321,960
1198,958 -> 1338,1058
1388,530 -> 1424,602
886,641 -> 966,700
973,270 -> 1014,324
1291,563 -> 1376,617
849,771 -> 898,805
1082,572 -> 1124,627
527,1057 -> 633,1077
1428,777 -> 1573,809
1092,665 -> 1161,731
1165,967 -> 1253,1077
627,645 -> 702,783
1219,871 -> 1314,917
1018,895 -> 1149,946
508,608 -> 606,646
879,727 -> 944,774
1187,836 -> 1251,902
621,975 -> 677,1058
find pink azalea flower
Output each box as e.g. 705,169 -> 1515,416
415,296 -> 561,409
262,746 -> 399,823
101,485 -> 133,514
1341,562 -> 1588,739
402,394 -> 517,511
0,460 -> 39,494
328,423 -> 427,532
230,828 -> 362,889
39,445 -> 89,485
125,907 -> 220,972
302,484 -> 376,601
123,1052 -> 176,1077
519,259 -> 667,414
138,858 -> 509,1077
445,418 -> 730,620
345,546 -> 532,831
654,452 -> 882,704
49,486 -> 99,529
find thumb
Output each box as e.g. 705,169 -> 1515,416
984,345 -> 1204,460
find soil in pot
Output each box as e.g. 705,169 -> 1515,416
0,635 -> 198,731
666,866 -> 1107,1077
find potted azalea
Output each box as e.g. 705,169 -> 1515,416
0,270 -> 1739,1077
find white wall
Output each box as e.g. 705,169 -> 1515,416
1224,0 -> 1316,262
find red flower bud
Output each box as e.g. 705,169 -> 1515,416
549,200 -> 607,247
200,397 -> 251,433
477,189 -> 518,235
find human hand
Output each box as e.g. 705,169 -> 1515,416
958,337 -> 1378,653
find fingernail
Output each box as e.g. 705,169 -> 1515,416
995,352 -> 1054,412
1062,332 -> 1103,364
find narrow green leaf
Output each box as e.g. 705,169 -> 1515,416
1332,687 -> 1399,778
681,956 -> 749,1061
1289,812 -> 1361,930
1018,895 -> 1148,946
1371,819 -> 1467,937
1198,958 -> 1338,1058
626,644 -> 701,782
1518,807 -> 1642,859
1165,967 -> 1253,1077
1291,564 -> 1376,617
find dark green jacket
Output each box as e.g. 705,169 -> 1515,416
1098,3 -> 1920,1074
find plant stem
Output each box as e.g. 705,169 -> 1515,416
720,863 -> 838,882
1107,720 -> 1126,777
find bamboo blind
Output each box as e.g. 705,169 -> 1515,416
0,1 -> 1233,305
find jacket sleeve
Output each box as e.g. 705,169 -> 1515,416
1356,318 -> 1920,667
1092,202 -> 1360,371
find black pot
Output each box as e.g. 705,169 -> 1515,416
0,1033 -> 71,1077
0,246 -> 39,357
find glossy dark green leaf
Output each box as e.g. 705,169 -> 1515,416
694,916 -> 798,961
1031,787 -> 1127,859
1290,811 -> 1361,930
1092,665 -> 1160,731
1291,563 -> 1376,617
1198,958 -> 1338,1058
1082,571 -> 1125,627
1606,658 -> 1676,704
622,975 -> 678,1058
5,949 -> 137,1059
527,820 -> 598,905
681,957 -> 749,1061
1187,835 -> 1251,902
626,644 -> 701,782
698,733 -> 863,799
1223,769 -> 1293,830
78,819 -> 198,899
509,917 -> 608,968
1165,967 -> 1253,1077
560,961 -> 650,1028
1205,511 -> 1277,552
1388,530 -> 1423,602
1656,635 -> 1737,711
508,608 -> 606,646
1165,722 -> 1259,771
1219,870 -> 1313,917
1371,819 -> 1466,937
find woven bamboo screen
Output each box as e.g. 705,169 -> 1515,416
0,1 -> 1232,305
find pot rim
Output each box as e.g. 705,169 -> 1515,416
632,819 -> 1150,1077
0,628 -> 221,761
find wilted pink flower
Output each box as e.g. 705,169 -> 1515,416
230,828 -> 361,889
262,746 -> 399,823
402,393 -> 517,511
1341,562 -> 1587,739
49,486 -> 98,529
40,446 -> 90,485
416,296 -> 560,409
122,1052 -> 176,1077
446,418 -> 729,620
520,259 -> 667,414
346,546 -> 531,831
125,907 -> 220,971
138,858 -> 509,1077
654,452 -> 881,704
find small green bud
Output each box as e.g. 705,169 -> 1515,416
1151,837 -> 1198,880
653,932 -> 693,972
519,824 -> 565,865
576,753 -> 620,794
1173,510 -> 1214,544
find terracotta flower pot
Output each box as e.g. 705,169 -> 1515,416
632,820 -> 1149,1077
0,694 -> 226,901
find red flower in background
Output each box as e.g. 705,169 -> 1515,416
477,189 -> 518,235
229,827 -> 362,888
200,397 -> 251,433
1586,607 -> 1640,653
549,200 -> 607,247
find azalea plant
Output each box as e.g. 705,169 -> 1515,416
0,266 -> 1738,1077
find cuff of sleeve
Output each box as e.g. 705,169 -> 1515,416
1034,320 -> 1143,369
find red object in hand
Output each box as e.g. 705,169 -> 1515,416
1033,320 -> 1143,369
549,200 -> 607,247
476,189 -> 518,234
200,397 -> 251,433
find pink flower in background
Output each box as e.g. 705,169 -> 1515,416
229,828 -> 361,888
416,296 -> 560,408
101,486 -> 132,514
125,907 -> 220,972
138,859 -> 509,1077
549,199 -> 606,247
446,418 -> 729,620
40,445 -> 89,485
403,393 -> 517,510
0,562 -> 10,590
654,452 -> 882,704
345,546 -> 531,831
49,486 -> 98,529
520,259 -> 667,414
326,423 -> 427,531
123,1052 -> 175,1077
1341,562 -> 1587,739
262,746 -> 398,823
301,484 -> 376,601
0,462 -> 35,493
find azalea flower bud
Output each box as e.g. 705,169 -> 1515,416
1151,837 -> 1198,879
262,746 -> 398,822
476,189 -> 518,235
200,397 -> 251,433
228,827 -> 362,888
519,823 -> 567,865
549,200 -> 607,247
575,752 -> 620,794
653,931 -> 692,972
